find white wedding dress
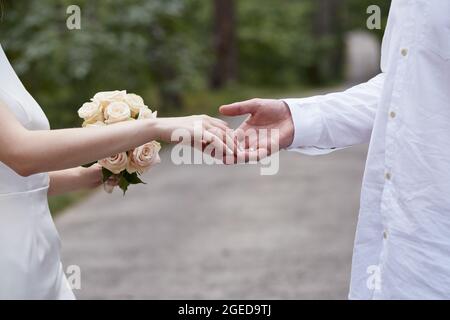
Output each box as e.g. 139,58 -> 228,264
0,44 -> 74,299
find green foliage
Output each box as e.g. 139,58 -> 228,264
101,167 -> 145,195
237,0 -> 316,86
101,167 -> 114,183
119,171 -> 145,195
0,0 -> 390,130
48,190 -> 90,215
1,0 -> 205,128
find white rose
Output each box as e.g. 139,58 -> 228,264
137,107 -> 157,120
125,93 -> 146,117
92,90 -> 127,111
92,90 -> 127,103
85,121 -> 106,128
78,101 -> 102,120
127,141 -> 161,174
104,101 -> 131,124
99,152 -> 128,174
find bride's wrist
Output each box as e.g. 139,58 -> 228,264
142,118 -> 165,142
148,118 -> 173,143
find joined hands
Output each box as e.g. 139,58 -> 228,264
218,98 -> 295,164
161,98 -> 295,164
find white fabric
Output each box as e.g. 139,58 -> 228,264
285,0 -> 450,299
0,45 -> 74,299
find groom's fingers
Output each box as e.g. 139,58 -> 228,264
234,128 -> 246,150
236,128 -> 260,150
203,130 -> 234,156
219,99 -> 259,116
243,148 -> 269,163
207,127 -> 235,155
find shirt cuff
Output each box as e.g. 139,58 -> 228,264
283,98 -> 323,150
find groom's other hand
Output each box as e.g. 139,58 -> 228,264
219,99 -> 294,162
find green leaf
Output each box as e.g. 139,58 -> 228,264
82,161 -> 97,168
118,175 -> 130,196
123,171 -> 146,185
102,167 -> 114,183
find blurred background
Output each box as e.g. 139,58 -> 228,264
0,0 -> 390,299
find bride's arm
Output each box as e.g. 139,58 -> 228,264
0,102 -> 231,177
48,166 -> 103,196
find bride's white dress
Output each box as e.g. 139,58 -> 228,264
0,45 -> 74,299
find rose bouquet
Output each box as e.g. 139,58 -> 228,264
78,90 -> 161,194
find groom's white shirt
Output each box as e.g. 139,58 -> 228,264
284,0 -> 450,299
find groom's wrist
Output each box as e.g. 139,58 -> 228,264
279,100 -> 295,149
283,98 -> 322,149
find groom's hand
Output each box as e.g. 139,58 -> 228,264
219,98 -> 295,161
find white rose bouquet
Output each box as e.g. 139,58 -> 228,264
78,90 -> 161,194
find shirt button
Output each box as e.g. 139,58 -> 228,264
385,172 -> 392,180
390,111 -> 396,119
401,48 -> 408,57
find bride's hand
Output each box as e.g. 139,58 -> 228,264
155,115 -> 236,155
48,164 -> 108,196
75,164 -> 104,189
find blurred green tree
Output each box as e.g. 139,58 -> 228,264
0,0 -> 205,127
0,0 -> 390,129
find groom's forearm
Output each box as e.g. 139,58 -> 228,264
284,73 -> 385,152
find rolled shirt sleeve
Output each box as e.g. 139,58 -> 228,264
284,73 -> 386,155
